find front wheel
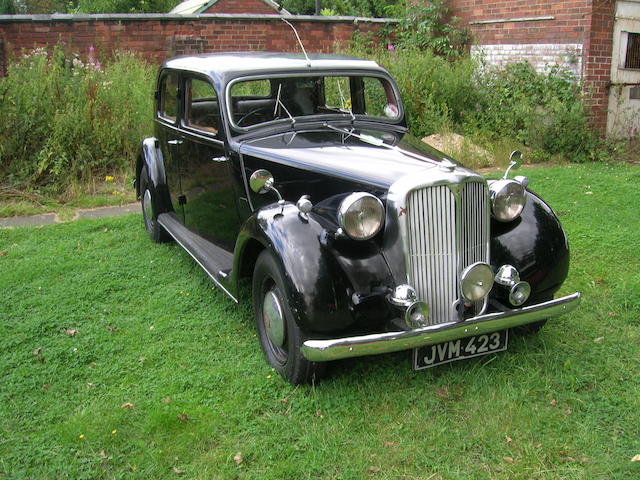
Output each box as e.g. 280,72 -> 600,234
252,250 -> 326,385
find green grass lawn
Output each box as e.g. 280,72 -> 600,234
1,163 -> 639,479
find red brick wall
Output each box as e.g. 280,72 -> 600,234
448,0 -> 616,133
449,0 -> 592,45
203,0 -> 279,15
0,14 -> 389,73
582,0 -> 616,133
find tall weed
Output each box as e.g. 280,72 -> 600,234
0,46 -> 155,194
348,45 -> 600,163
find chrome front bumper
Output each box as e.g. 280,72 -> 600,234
301,292 -> 581,362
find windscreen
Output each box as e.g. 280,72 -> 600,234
228,75 -> 401,129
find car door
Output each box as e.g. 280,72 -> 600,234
177,74 -> 241,252
155,69 -> 184,222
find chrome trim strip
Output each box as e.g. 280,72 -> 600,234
301,293 -> 581,362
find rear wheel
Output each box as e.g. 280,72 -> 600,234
252,249 -> 326,385
139,166 -> 170,243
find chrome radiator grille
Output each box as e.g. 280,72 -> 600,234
405,181 -> 490,325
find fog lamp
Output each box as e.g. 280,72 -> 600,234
460,262 -> 494,302
509,281 -> 531,306
405,301 -> 429,328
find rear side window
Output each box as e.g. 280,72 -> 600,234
184,77 -> 221,136
158,72 -> 178,121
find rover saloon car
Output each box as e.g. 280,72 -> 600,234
135,52 -> 581,384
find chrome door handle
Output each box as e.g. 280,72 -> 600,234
211,156 -> 228,162
167,139 -> 183,145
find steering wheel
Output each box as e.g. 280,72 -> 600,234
237,107 -> 271,127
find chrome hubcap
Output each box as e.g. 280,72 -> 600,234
263,289 -> 285,348
142,189 -> 153,228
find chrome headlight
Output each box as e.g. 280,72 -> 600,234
338,192 -> 385,240
489,179 -> 527,222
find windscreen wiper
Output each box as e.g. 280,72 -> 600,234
274,83 -> 295,127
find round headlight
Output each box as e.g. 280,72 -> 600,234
338,192 -> 385,241
490,179 -> 527,222
460,262 -> 494,302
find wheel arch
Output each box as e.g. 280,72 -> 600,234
136,137 -> 172,215
233,203 -> 357,334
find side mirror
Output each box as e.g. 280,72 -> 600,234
503,150 -> 523,179
250,169 -> 275,194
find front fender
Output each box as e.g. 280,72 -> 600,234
491,191 -> 570,302
234,203 -> 393,334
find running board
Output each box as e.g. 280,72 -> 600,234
157,212 -> 237,302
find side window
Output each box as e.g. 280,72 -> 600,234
363,77 -> 399,119
623,32 -> 640,69
159,72 -> 178,121
184,77 -> 220,136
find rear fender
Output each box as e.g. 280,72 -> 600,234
136,138 -> 172,214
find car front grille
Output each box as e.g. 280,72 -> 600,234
405,181 -> 490,325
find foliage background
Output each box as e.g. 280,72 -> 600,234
0,46 -> 154,194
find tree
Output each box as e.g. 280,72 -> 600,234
72,0 -> 177,13
0,0 -> 17,14
280,0 -> 398,17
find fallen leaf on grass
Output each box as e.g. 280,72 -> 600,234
33,347 -> 42,356
120,402 -> 134,409
609,311 -> 616,317
172,467 -> 185,475
550,399 -> 557,406
42,384 -> 49,391
106,325 -> 117,331
99,450 -> 108,459
0,250 -> 7,256
383,441 -> 395,447
177,413 -> 189,422
593,337 -> 604,343
632,454 -> 640,462
162,397 -> 172,404
369,466 -> 380,473
505,436 -> 513,444
503,456 -> 514,463
233,453 -> 243,465
65,328 -> 77,336
435,387 -> 450,399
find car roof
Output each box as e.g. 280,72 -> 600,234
162,52 -> 388,84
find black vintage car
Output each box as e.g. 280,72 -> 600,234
136,52 -> 581,384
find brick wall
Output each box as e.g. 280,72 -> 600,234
582,0 -> 616,133
450,0 -> 591,45
203,0 -> 280,15
449,0 -> 616,133
0,14 -> 392,74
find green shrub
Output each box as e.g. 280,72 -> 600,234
0,45 -> 155,194
347,44 -> 599,162
386,0 -> 470,58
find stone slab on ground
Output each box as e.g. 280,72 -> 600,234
0,203 -> 139,229
0,213 -> 58,229
77,204 -> 138,220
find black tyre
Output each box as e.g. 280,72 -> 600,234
139,166 -> 171,243
252,249 -> 326,385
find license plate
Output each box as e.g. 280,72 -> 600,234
413,330 -> 508,370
